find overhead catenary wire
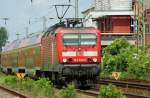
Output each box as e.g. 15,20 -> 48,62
54,4 -> 71,22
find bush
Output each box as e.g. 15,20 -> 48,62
128,48 -> 150,80
102,37 -> 133,73
3,76 -> 54,98
59,85 -> 76,98
99,84 -> 125,98
4,76 -> 19,88
102,37 -> 150,80
21,77 -> 34,91
33,78 -> 54,97
103,38 -> 130,55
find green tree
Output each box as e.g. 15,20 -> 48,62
102,37 -> 134,72
0,27 -> 8,51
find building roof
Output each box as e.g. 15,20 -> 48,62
82,0 -> 134,19
84,10 -> 134,19
95,0 -> 132,11
82,6 -> 94,14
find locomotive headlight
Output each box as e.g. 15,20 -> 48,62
93,58 -> 97,62
63,58 -> 67,62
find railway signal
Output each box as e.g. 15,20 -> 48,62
112,72 -> 121,80
16,73 -> 26,79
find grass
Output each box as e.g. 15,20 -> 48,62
0,73 -> 95,98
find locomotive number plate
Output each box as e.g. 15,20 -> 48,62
78,59 -> 86,62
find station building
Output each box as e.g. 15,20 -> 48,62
82,0 -> 150,48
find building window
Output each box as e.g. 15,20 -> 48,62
145,24 -> 150,33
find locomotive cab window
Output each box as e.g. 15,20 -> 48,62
63,34 -> 79,45
63,33 -> 96,46
80,34 -> 96,45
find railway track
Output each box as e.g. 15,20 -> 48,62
98,79 -> 150,98
77,79 -> 150,98
77,88 -> 150,98
124,93 -> 150,98
0,85 -> 28,98
0,78 -> 149,98
99,79 -> 150,90
77,89 -> 98,97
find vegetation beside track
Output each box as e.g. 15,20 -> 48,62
99,84 -> 125,98
101,37 -> 150,80
0,75 -> 54,98
0,73 -> 95,98
0,73 -> 125,98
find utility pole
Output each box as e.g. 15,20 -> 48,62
25,27 -> 29,37
42,16 -> 47,32
0,18 -> 9,25
68,0 -> 79,19
141,0 -> 145,47
30,0 -> 33,4
75,0 -> 79,19
16,33 -> 21,40
3,18 -> 9,25
134,0 -> 145,48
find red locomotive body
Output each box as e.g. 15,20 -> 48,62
57,28 -> 101,64
41,26 -> 101,81
1,23 -> 101,86
54,27 -> 101,84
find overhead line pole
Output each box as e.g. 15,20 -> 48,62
0,18 -> 9,25
135,0 -> 145,48
75,0 -> 79,19
25,27 -> 29,38
16,33 -> 21,40
42,16 -> 47,32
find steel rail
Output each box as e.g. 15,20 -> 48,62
77,89 -> 98,97
77,89 -> 150,98
0,85 -> 28,98
99,79 -> 150,90
98,79 -> 150,98
124,93 -> 150,98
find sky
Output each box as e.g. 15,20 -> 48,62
0,0 -> 93,42
1,0 -> 149,42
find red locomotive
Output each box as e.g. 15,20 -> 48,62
1,22 -> 101,86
